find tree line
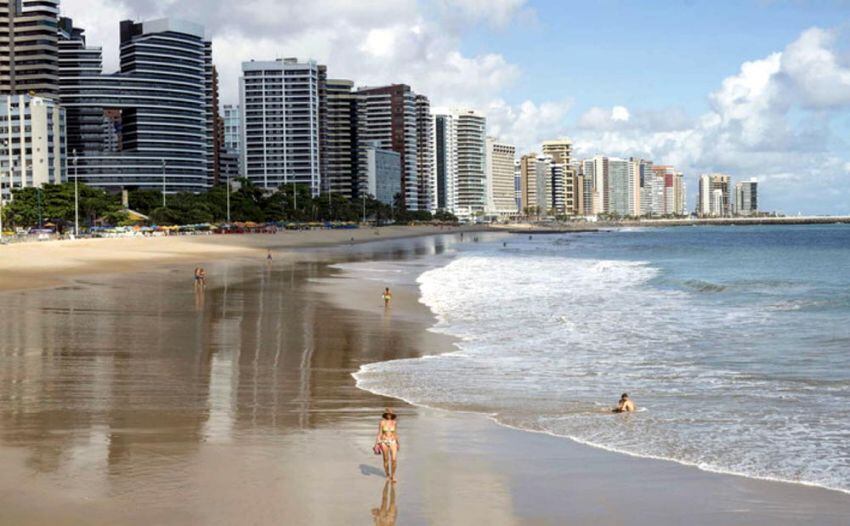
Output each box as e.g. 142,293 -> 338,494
1,179 -> 458,231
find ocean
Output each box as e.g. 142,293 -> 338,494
354,225 -> 850,493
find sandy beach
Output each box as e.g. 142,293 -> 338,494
0,230 -> 848,525
0,225 -> 470,291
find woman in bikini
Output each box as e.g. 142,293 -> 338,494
374,408 -> 400,482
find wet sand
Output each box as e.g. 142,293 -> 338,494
0,233 -> 848,525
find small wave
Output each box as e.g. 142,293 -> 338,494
681,279 -> 727,293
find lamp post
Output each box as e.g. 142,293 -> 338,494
225,171 -> 231,223
73,149 -> 79,237
0,138 -> 6,243
161,159 -> 166,208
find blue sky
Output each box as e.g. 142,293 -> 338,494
469,0 -> 850,119
63,0 -> 850,213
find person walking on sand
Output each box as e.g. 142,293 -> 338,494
382,287 -> 392,307
267,250 -> 273,263
193,267 -> 207,288
613,393 -> 635,413
374,408 -> 400,482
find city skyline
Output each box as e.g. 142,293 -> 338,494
56,0 -> 850,215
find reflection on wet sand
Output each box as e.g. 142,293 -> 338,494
372,480 -> 397,526
0,235 -> 459,520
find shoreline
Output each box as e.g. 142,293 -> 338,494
330,234 -> 850,519
0,224 -> 482,292
0,230 -> 848,524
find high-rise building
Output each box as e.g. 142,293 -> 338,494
1,0 -> 59,97
550,160 -> 565,214
433,113 -> 457,212
223,104 -> 240,155
541,139 -> 571,165
607,157 -> 635,217
324,79 -> 358,198
520,154 -> 551,217
735,179 -> 758,216
514,159 -> 521,212
453,109 -> 486,219
59,17 -> 214,193
568,160 -> 585,216
210,65 -> 222,185
582,156 -> 608,215
365,141 -> 401,206
357,84 -> 429,211
698,173 -> 731,216
415,94 -> 433,211
240,58 -> 325,193
1,95 -> 66,198
485,138 -> 517,217
542,139 -> 573,216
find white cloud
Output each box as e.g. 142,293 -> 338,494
486,98 -> 573,153
434,0 -> 535,27
59,0 -> 525,109
611,106 -> 630,122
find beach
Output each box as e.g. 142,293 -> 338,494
0,229 -> 848,525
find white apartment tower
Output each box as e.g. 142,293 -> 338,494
698,173 -> 731,217
239,58 -> 326,193
1,95 -> 66,198
485,138 -> 517,217
454,109 -> 486,219
433,113 -> 457,212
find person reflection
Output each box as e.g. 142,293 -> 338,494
194,283 -> 205,310
371,480 -> 397,526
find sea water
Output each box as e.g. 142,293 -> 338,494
354,225 -> 850,493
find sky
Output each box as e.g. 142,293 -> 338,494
59,0 -> 850,214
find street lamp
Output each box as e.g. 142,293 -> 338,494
226,171 -> 231,223
73,148 -> 79,237
0,138 -> 6,243
161,159 -> 166,208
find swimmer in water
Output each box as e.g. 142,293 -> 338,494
613,393 -> 635,413
382,287 -> 392,307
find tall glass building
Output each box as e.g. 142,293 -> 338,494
59,17 -> 214,193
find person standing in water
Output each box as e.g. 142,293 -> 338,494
375,408 -> 400,482
613,393 -> 636,413
267,250 -> 273,263
382,287 -> 392,307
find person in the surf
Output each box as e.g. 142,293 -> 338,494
382,287 -> 392,307
613,393 -> 635,413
